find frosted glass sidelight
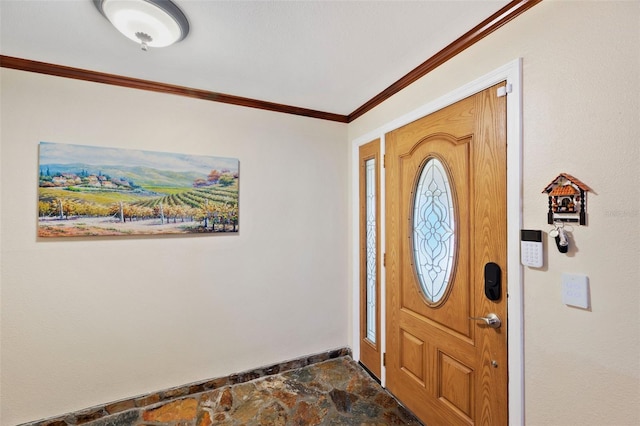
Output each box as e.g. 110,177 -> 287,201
412,157 -> 456,304
365,158 -> 376,343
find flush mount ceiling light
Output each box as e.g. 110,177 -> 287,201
94,0 -> 189,51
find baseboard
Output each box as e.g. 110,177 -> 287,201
21,347 -> 352,426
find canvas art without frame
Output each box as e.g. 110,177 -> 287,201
38,142 -> 239,237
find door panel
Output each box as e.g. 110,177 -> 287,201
385,84 -> 507,426
399,133 -> 472,338
359,139 -> 381,379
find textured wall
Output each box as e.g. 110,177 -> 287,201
0,69 -> 349,425
349,1 -> 640,425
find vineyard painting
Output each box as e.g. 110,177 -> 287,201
38,142 -> 239,237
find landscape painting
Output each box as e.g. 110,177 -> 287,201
38,142 -> 239,237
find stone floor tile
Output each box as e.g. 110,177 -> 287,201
80,356 -> 423,426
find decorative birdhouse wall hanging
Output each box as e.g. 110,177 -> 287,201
542,173 -> 591,225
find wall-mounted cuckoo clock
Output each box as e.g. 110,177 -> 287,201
542,173 -> 591,225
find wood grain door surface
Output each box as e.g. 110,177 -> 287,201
385,83 -> 508,425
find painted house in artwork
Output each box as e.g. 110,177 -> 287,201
542,173 -> 591,225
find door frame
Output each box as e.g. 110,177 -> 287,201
351,58 -> 524,425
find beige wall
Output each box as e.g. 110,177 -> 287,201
349,1 -> 639,425
2,1 -> 639,425
0,69 -> 349,424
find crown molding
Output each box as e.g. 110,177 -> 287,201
0,0 -> 540,124
0,55 -> 349,123
347,0 -> 542,122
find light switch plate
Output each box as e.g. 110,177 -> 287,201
561,273 -> 590,309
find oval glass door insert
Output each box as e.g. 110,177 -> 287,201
412,157 -> 456,304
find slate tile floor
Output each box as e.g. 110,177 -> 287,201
82,357 -> 423,426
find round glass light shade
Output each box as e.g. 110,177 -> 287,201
95,0 -> 189,48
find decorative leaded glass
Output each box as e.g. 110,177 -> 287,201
412,157 -> 456,304
365,158 -> 376,343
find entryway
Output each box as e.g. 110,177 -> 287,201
353,60 -> 524,426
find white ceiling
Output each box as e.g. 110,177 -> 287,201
0,0 -> 510,116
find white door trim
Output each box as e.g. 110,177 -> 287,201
350,58 -> 524,425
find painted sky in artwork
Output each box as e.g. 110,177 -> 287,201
39,142 -> 238,174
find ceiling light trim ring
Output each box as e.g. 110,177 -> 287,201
94,0 -> 190,49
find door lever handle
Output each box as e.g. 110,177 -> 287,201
469,313 -> 502,329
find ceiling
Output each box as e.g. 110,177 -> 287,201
0,0 -> 512,117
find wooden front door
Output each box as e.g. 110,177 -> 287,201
385,83 -> 508,425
